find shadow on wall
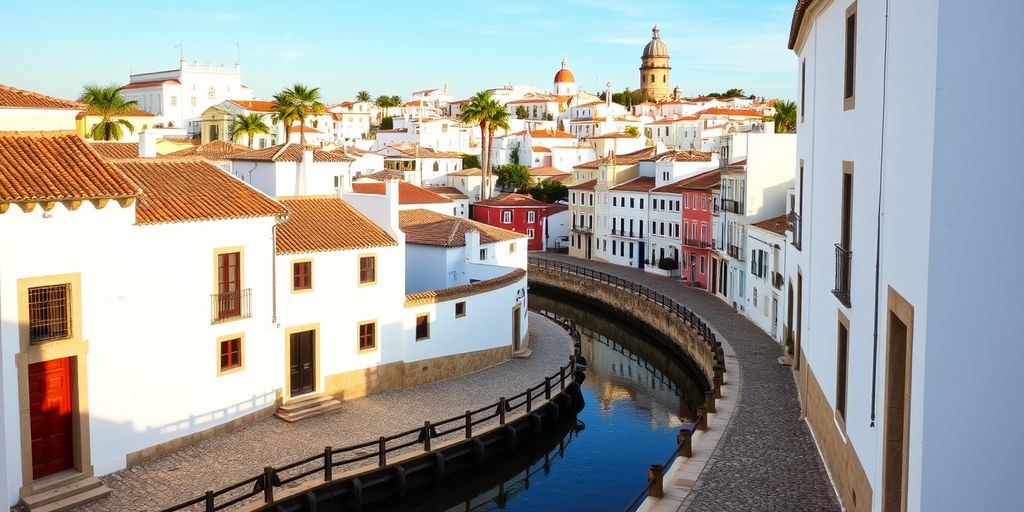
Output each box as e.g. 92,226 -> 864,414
749,179 -> 795,222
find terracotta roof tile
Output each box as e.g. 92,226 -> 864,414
112,158 -> 285,225
531,145 -> 551,152
361,169 -> 406,181
694,108 -> 765,118
76,108 -> 153,118
384,144 -> 460,159
611,176 -> 657,192
513,129 -> 574,139
448,167 -> 482,177
646,150 -> 713,162
425,186 -> 469,199
789,0 -> 813,49
162,140 -> 250,160
0,84 -> 82,110
228,100 -> 275,112
474,193 -> 550,208
652,169 -> 722,193
121,79 -> 180,90
275,196 -> 397,254
405,268 -> 526,306
575,147 -> 658,169
590,132 -> 635,139
752,213 -> 788,236
0,134 -> 138,203
352,181 -> 453,204
230,143 -> 354,163
89,142 -> 139,160
399,208 -> 525,247
568,179 -> 597,190
528,166 -> 569,177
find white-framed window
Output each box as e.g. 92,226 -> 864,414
527,228 -> 535,239
527,211 -> 536,223
501,211 -> 512,224
170,96 -> 178,107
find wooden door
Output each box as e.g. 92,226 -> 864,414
29,358 -> 74,479
512,307 -> 521,352
217,252 -> 241,318
289,331 -> 315,397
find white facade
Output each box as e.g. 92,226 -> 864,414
743,224 -> 786,340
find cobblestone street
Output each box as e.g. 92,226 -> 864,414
533,253 -> 840,511
80,313 -> 572,512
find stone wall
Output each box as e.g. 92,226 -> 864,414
529,267 -> 716,390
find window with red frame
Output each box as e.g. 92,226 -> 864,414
293,261 -> 312,291
220,337 -> 242,371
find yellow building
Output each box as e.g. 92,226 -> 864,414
75,108 -> 156,141
640,25 -> 672,101
0,83 -> 82,132
201,100 -> 282,148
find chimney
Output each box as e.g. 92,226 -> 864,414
298,148 -> 313,195
465,230 -> 481,263
138,130 -> 157,158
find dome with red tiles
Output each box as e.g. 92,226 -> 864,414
554,57 -> 575,83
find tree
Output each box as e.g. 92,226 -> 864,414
356,90 -> 371,102
461,154 -> 480,169
773,99 -> 797,133
510,145 -> 519,165
79,84 -> 139,141
515,106 -> 529,119
461,91 -> 501,199
486,103 -> 511,196
379,116 -> 394,130
230,113 -> 271,148
272,84 -> 326,145
724,88 -> 746,98
543,112 -> 554,121
525,179 -> 568,202
495,163 -> 531,191
624,125 -> 640,137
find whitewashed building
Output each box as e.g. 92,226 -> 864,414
0,83 -> 82,131
376,143 -> 463,186
743,214 -> 787,340
227,143 -> 355,196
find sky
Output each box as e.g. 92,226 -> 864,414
1,0 -> 798,103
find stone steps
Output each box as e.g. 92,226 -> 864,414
275,393 -> 342,422
21,475 -> 110,512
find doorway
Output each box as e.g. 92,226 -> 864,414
883,290 -> 914,512
637,242 -> 646,269
512,307 -> 522,351
586,237 -> 592,260
689,253 -> 697,282
289,330 -> 316,398
28,358 -> 74,479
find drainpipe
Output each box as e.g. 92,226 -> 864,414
271,212 -> 290,324
869,0 -> 892,429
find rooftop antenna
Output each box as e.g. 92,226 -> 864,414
235,41 -> 240,66
175,38 -> 183,61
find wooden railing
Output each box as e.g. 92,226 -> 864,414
622,409 -> 710,512
160,356 -> 578,512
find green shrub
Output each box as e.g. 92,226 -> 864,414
657,258 -> 678,270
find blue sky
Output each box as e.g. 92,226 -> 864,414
1,0 -> 797,103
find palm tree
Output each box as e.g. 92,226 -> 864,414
461,91 -> 496,197
79,84 -> 139,141
724,88 -> 746,98
356,90 -> 371,102
273,84 -> 326,145
230,113 -> 271,148
485,103 -> 510,199
773,100 -> 797,133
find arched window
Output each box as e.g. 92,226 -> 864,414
651,74 -> 655,83
433,161 -> 439,173
208,87 -> 215,100
662,75 -> 666,83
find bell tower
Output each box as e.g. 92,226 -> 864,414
640,24 -> 672,101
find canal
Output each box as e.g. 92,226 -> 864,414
367,289 -> 708,512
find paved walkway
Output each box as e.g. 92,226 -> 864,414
533,253 -> 840,511
79,313 -> 572,512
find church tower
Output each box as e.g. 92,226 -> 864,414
553,57 -> 577,96
640,24 -> 671,101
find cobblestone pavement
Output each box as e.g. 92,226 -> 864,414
533,253 -> 840,511
79,313 -> 572,512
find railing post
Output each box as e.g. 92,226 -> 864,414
713,370 -> 723,398
526,389 -> 532,413
263,467 -> 275,503
648,464 -> 665,499
465,410 -> 473,439
499,398 -> 506,425
705,390 -> 716,414
423,421 -> 432,451
378,436 -> 387,467
324,446 -> 333,481
204,490 -> 215,512
559,366 -> 566,389
678,429 -> 692,458
696,407 -> 708,430
545,377 -> 551,399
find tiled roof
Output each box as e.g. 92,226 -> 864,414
413,88 -> 439,94
752,213 -> 788,236
568,179 -> 597,190
399,208 -> 525,247
0,134 -> 139,203
647,116 -> 699,125
361,169 -> 406,181
287,125 -> 324,134
575,147 -> 658,169
531,145 -> 551,152
112,158 -> 286,225
0,83 -> 82,110
694,108 -> 765,118
448,167 -> 482,177
425,186 -> 469,199
405,268 -> 526,306
590,132 -> 635,139
528,166 -> 570,177
547,204 -> 569,214
652,169 -> 722,193
384,144 -> 460,159
121,79 -> 180,90
611,176 -> 657,192
789,0 -> 813,49
647,150 -> 713,162
228,100 -> 275,112
76,108 -> 154,118
275,196 -> 397,254
352,181 -> 453,204
163,140 -> 250,160
230,143 -> 354,163
474,193 -> 550,208
544,173 -> 574,184
89,142 -> 139,160
507,97 -> 557,104
515,129 -> 574,139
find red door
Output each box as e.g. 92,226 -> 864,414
29,358 -> 74,479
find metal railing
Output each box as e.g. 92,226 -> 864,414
832,244 -> 852,307
161,357 -> 577,512
683,237 -> 712,249
727,244 -> 743,261
622,412 -> 709,512
787,211 -> 802,250
720,199 -> 742,214
610,229 -> 644,239
571,224 -> 593,234
211,289 -> 251,323
771,271 -> 784,290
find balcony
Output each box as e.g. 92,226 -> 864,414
727,244 -> 743,260
771,271 -> 783,290
571,224 -> 593,234
211,289 -> 252,323
683,237 -> 713,249
721,199 -> 742,214
832,244 -> 852,307
787,211 -> 802,250
712,203 -> 721,215
611,229 -> 644,239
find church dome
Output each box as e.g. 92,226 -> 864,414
642,24 -> 670,58
554,57 -> 575,83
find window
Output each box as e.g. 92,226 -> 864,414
292,261 -> 312,291
640,199 -> 644,210
510,242 -> 517,253
191,96 -> 197,108
208,87 -> 215,100
588,194 -> 593,206
836,316 -> 850,421
455,301 -> 467,318
219,336 -> 242,373
480,248 -> 487,260
170,96 -> 178,107
527,211 -> 536,223
844,3 -> 857,110
415,314 -> 430,340
700,256 -> 706,273
359,255 -> 376,285
27,284 -> 71,343
502,211 -> 512,224
358,321 -> 377,351
527,228 -> 535,239
613,197 -> 618,207
571,193 -> 576,204
629,198 -> 635,208
800,59 -> 807,121
215,250 -> 243,321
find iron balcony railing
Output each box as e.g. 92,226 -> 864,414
771,271 -> 783,290
720,199 -> 742,214
571,224 -> 593,234
832,244 -> 852,307
211,289 -> 252,323
712,203 -> 721,215
611,229 -> 645,239
787,211 -> 803,250
683,237 -> 713,248
727,244 -> 743,261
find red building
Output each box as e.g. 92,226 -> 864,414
472,193 -> 551,251
677,169 -> 721,290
